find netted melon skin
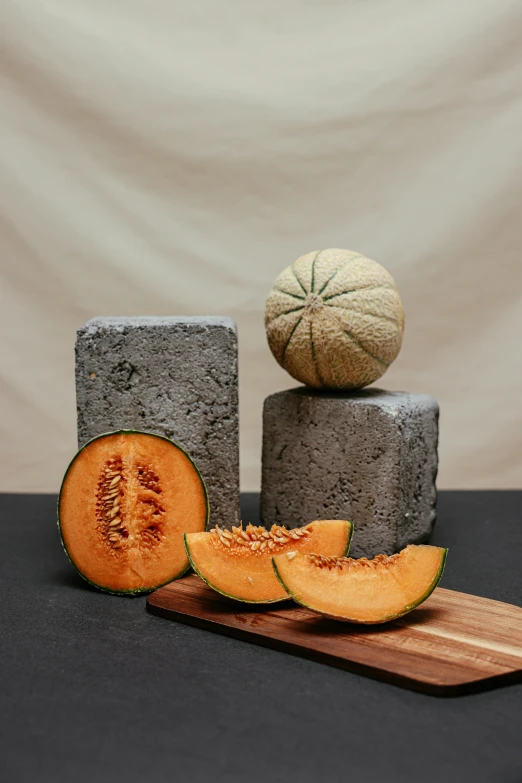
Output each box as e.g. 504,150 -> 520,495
265,249 -> 405,389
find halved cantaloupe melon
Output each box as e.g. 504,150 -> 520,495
185,520 -> 352,603
273,544 -> 447,623
58,430 -> 209,594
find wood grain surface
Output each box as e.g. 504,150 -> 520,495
147,574 -> 522,695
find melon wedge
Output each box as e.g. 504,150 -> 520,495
184,520 -> 352,603
273,544 -> 447,623
59,430 -> 209,594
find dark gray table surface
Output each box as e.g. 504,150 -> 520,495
2,491 -> 521,783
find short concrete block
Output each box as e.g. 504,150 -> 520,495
261,388 -> 438,558
76,316 -> 240,528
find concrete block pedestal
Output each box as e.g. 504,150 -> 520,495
261,388 -> 439,558
75,316 -> 239,528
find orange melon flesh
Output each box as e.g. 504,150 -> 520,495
185,520 -> 352,603
59,431 -> 208,594
273,544 -> 447,623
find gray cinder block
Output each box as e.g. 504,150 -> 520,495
76,316 -> 239,528
261,387 -> 438,558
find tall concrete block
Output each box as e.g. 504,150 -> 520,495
261,388 -> 438,558
76,316 -> 239,528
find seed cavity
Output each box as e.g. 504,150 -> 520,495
210,522 -> 311,553
137,465 -> 162,495
308,552 -> 401,571
96,458 -> 166,552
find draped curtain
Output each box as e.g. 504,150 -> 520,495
1,0 -> 521,491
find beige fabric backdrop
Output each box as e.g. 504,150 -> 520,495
1,0 -> 521,492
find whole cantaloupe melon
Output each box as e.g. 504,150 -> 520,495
265,249 -> 405,389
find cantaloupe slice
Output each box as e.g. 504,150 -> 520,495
273,545 -> 447,623
185,520 -> 352,603
59,430 -> 209,594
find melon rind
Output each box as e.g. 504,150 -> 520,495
273,545 -> 447,623
58,430 -> 210,596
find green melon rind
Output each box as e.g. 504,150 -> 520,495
184,520 -> 353,605
57,429 -> 210,596
344,520 -> 354,555
272,547 -> 448,624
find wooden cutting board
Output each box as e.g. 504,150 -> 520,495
146,574 -> 522,695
